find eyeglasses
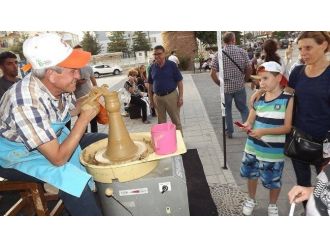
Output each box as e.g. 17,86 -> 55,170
153,52 -> 163,56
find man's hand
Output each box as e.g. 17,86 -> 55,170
149,100 -> 154,108
80,95 -> 100,122
76,78 -> 87,85
177,97 -> 183,107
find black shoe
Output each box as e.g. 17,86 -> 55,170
226,131 -> 233,139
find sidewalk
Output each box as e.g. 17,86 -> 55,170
97,72 -> 314,216
192,72 -> 315,216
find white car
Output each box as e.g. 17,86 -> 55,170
92,64 -> 123,78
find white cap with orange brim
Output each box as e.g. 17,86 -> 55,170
22,33 -> 91,72
254,61 -> 288,86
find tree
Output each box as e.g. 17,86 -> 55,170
107,31 -> 129,53
132,31 -> 151,52
195,31 -> 243,46
80,32 -> 102,55
9,33 -> 29,60
233,31 -> 242,45
272,31 -> 288,39
195,31 -> 217,46
244,32 -> 253,40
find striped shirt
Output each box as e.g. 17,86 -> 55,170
0,73 -> 75,151
211,45 -> 251,94
244,92 -> 292,162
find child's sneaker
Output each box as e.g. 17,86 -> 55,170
242,198 -> 256,216
268,204 -> 279,216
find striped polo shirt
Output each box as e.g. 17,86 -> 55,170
0,73 -> 75,151
244,92 -> 292,162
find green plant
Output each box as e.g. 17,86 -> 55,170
178,55 -> 190,71
195,51 -> 205,62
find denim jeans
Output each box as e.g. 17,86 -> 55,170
225,88 -> 249,134
0,133 -> 108,216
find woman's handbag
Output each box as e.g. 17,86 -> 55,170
284,127 -> 323,164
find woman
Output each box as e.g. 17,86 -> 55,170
143,62 -> 157,117
285,43 -> 294,66
124,68 -> 150,124
263,39 -> 288,78
136,64 -> 148,93
287,31 -> 330,209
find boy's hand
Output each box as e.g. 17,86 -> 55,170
241,122 -> 252,134
249,129 -> 264,139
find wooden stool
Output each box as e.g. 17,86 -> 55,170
0,181 -> 64,216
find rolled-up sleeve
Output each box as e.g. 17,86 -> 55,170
173,63 -> 183,82
147,66 -> 153,84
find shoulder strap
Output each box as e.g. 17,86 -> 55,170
222,50 -> 244,74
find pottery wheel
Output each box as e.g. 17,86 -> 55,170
95,140 -> 149,165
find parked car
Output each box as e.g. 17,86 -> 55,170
279,39 -> 289,49
92,64 -> 123,78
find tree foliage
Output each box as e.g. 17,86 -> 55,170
244,32 -> 253,40
232,31 -> 242,45
195,31 -> 216,46
272,31 -> 289,39
8,33 -> 29,60
107,31 -> 129,53
195,31 -> 243,46
132,31 -> 151,52
80,32 -> 102,55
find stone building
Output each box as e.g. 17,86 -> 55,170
161,31 -> 197,70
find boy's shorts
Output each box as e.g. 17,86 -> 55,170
240,152 -> 284,189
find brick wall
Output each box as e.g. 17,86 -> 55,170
161,31 -> 197,70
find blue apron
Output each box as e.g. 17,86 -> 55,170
0,114 -> 95,197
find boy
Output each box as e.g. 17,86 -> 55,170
239,61 -> 294,216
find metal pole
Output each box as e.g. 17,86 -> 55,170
216,31 -> 227,169
193,50 -> 196,74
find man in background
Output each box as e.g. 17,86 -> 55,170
148,45 -> 183,133
210,32 -> 251,138
66,45 -> 98,132
0,51 -> 20,100
168,51 -> 180,67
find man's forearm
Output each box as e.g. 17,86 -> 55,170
148,85 -> 154,103
178,81 -> 183,98
90,76 -> 97,86
210,69 -> 220,86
